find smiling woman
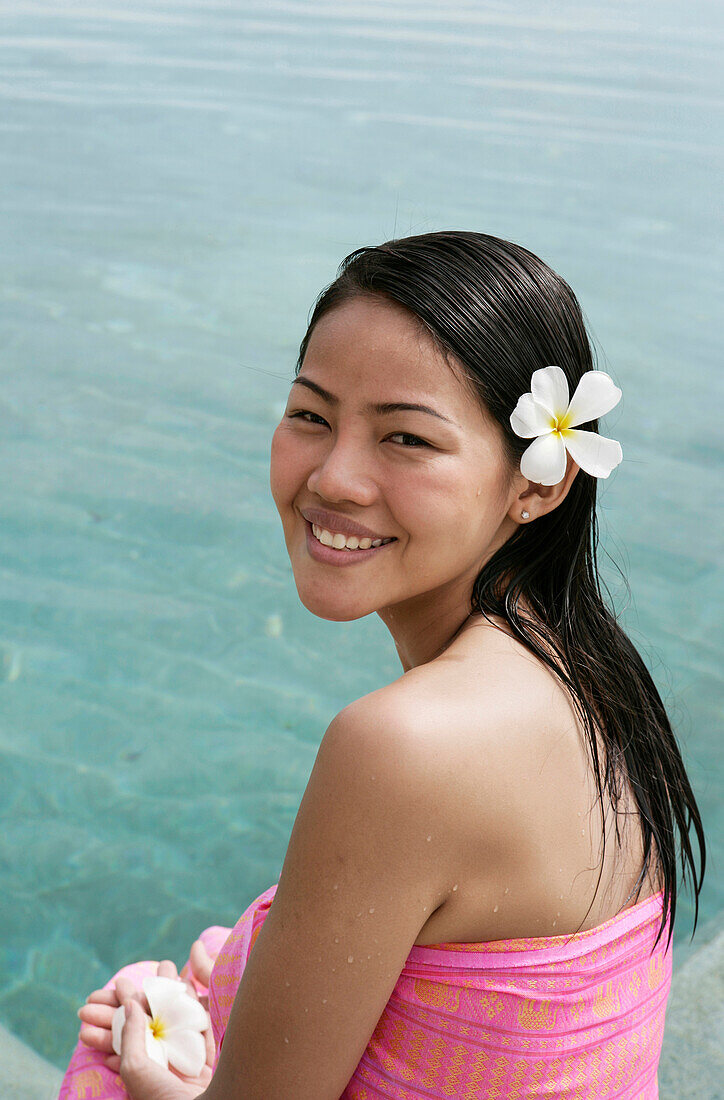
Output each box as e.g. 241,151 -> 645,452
61,231 -> 705,1100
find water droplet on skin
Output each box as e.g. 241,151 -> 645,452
333,884 -> 338,890
285,981 -> 290,987
493,905 -> 499,913
552,920 -> 557,927
356,911 -> 362,917
367,954 -> 371,959
504,888 -> 509,894
334,937 -> 339,943
560,894 -> 563,900
452,884 -> 458,891
304,1007 -> 308,1013
284,1036 -> 289,1043
370,775 -> 376,781
347,955 -> 354,963
423,906 -> 427,912
368,907 -> 374,914
322,999 -> 327,1004
426,835 -> 432,842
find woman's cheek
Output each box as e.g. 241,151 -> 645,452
269,424 -> 295,508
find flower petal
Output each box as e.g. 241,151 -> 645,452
145,1029 -> 169,1069
111,1005 -> 126,1056
520,432 -> 568,485
160,990 -> 209,1034
561,429 -> 623,477
562,370 -> 622,428
161,1028 -> 207,1078
509,392 -> 556,438
530,366 -> 570,419
143,975 -> 188,1019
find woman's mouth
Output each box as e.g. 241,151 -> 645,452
304,519 -> 397,566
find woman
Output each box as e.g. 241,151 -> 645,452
62,231 -> 705,1099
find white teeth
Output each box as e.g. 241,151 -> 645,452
310,523 -> 393,552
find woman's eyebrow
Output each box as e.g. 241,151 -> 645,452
290,377 -> 456,424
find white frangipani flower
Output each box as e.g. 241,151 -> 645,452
509,366 -> 623,486
111,975 -> 208,1077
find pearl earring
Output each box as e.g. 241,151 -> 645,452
521,510 -> 530,519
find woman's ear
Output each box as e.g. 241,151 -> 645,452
510,453 -> 580,525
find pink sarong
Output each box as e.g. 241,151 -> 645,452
60,886 -> 672,1099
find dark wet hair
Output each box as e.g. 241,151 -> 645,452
295,230 -> 705,955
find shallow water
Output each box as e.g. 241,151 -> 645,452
1,0 -> 721,1068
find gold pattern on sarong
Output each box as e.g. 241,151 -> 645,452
517,998 -> 558,1030
440,1043 -> 469,1096
412,977 -> 460,1010
461,1048 -> 491,1097
478,990 -> 504,1020
72,1069 -> 104,1098
648,954 -> 665,990
592,979 -> 621,1019
419,1034 -> 447,1088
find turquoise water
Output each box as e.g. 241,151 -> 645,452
1,0 -> 721,1070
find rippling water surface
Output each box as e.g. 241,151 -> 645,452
1,0 -> 721,1067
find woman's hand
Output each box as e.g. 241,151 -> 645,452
180,938 -> 215,1006
116,995 -> 211,1100
78,959 -> 214,1100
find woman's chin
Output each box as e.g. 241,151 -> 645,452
295,585 -> 376,623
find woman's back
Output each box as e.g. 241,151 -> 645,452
382,612 -> 663,948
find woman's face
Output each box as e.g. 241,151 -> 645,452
270,295 -> 521,626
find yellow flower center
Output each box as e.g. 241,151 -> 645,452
149,1016 -> 166,1041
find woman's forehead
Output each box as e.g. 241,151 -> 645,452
302,297 -> 480,413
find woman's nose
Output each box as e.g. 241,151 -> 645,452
306,438 -> 377,505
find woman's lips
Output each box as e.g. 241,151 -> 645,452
304,520 -> 396,567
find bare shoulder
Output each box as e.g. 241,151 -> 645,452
332,615 -> 586,856
349,615 -> 582,766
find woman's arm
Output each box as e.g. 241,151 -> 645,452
203,692 -> 454,1100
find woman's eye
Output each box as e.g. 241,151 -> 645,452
287,410 -> 328,426
387,432 -> 430,448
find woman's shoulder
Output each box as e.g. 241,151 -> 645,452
347,614 -> 578,753
332,615 -> 584,835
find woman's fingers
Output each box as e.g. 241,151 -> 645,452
118,999 -> 154,1088
103,1053 -> 121,1073
78,1003 -> 114,1029
114,975 -> 147,1012
85,988 -> 119,1007
157,958 -> 179,980
78,1023 -> 115,1053
189,940 -> 214,988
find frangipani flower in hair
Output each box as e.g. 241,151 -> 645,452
509,366 -> 623,486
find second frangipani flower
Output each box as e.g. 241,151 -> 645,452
509,366 -> 623,486
111,975 -> 208,1078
